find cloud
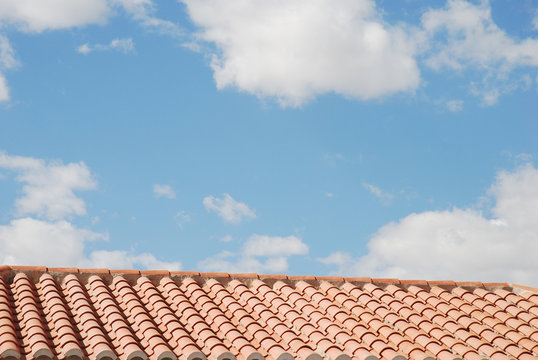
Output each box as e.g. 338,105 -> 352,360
445,99 -> 463,112
198,234 -> 309,273
423,0 -> 538,70
0,151 -> 181,270
153,183 -> 176,199
363,182 -> 393,205
77,38 -> 135,55
243,234 -> 309,257
112,0 -> 181,37
85,250 -> 181,270
182,0 -> 420,107
0,0 -> 110,33
422,0 -> 538,104
321,163 -> 538,285
175,210 -> 191,229
0,34 -> 17,69
317,251 -> 352,266
0,74 -> 8,102
203,193 -> 256,224
220,234 -> 233,242
0,34 -> 18,102
0,152 -> 97,220
0,217 -> 106,266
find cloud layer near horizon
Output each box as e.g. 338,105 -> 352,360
320,163 -> 538,285
0,152 -> 181,270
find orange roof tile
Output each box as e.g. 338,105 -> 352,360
0,267 -> 537,360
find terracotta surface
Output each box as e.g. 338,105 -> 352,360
0,266 -> 537,360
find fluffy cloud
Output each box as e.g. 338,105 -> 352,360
182,0 -> 420,107
0,218 -> 106,266
0,152 -> 96,220
0,0 -> 177,100
198,234 -> 308,273
181,0 -> 538,106
320,163 -> 538,285
0,152 -> 181,270
363,182 -> 393,205
423,0 -> 538,70
203,193 -> 256,224
77,38 -> 135,55
0,0 -> 110,32
422,0 -> 538,104
153,183 -> 176,199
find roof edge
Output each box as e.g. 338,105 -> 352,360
0,265 -> 527,292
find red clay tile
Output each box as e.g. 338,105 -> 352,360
141,270 -> 171,276
343,277 -> 372,283
229,273 -> 259,279
2,267 -> 538,360
288,275 -> 316,281
372,278 -> 401,285
400,279 -> 428,286
200,272 -> 230,278
315,276 -> 344,282
48,267 -> 79,273
259,274 -> 287,280
11,265 -> 48,272
427,280 -> 457,286
110,269 -> 141,275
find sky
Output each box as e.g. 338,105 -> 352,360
0,0 -> 538,285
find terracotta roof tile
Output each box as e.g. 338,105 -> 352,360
1,267 -> 538,360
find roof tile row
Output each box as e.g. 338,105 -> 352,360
0,266 -> 537,360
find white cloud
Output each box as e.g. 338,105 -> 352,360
220,234 -> 233,242
363,182 -> 393,205
0,217 -> 106,266
175,210 -> 191,229
321,163 -> 538,285
198,234 -> 308,273
77,38 -> 135,55
153,183 -> 176,199
317,251 -> 352,267
182,0 -> 420,107
85,250 -> 181,270
243,234 -> 308,257
423,0 -> 538,70
0,34 -> 17,69
203,193 -> 256,224
0,151 -> 181,270
0,34 -> 18,102
0,152 -> 97,220
0,74 -> 8,102
77,43 -> 92,55
112,0 -> 181,37
422,0 -> 538,104
0,0 -> 110,33
445,99 -> 463,112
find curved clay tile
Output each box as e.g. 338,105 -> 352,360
1,267 -> 538,360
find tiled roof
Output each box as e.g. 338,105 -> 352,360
1,267 -> 538,360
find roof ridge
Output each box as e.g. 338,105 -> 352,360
0,265 -> 519,291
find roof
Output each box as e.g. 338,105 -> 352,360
1,266 -> 538,360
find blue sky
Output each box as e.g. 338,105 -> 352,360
1,0 -> 538,284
